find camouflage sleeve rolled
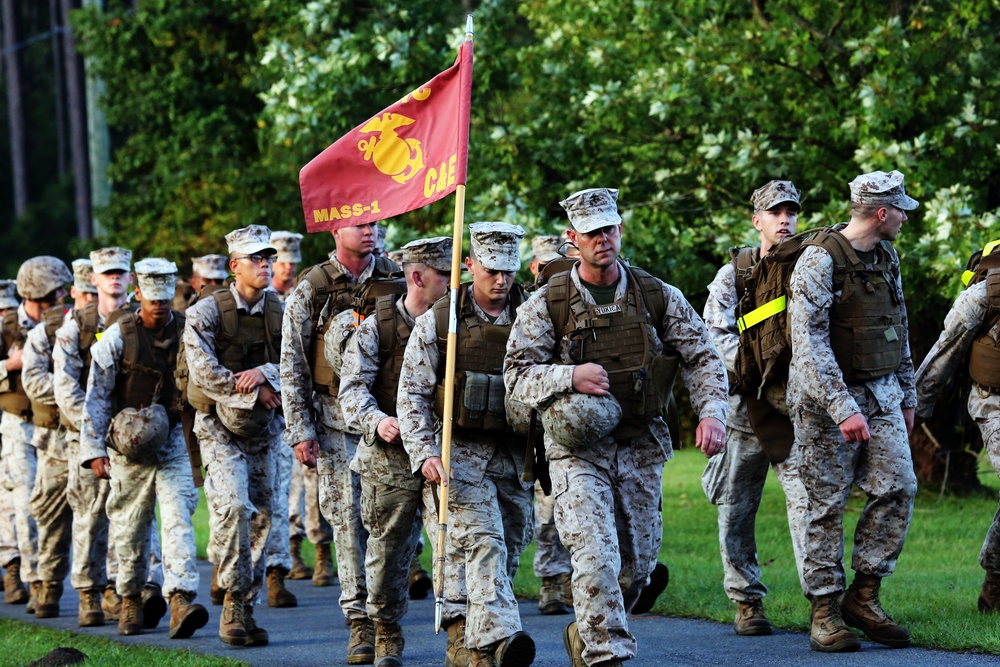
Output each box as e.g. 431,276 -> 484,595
339,314 -> 386,442
398,309 -> 443,474
79,323 -> 124,466
53,316 -> 85,429
659,281 -> 729,424
788,245 -> 859,423
703,262 -> 740,374
503,287 -> 577,409
280,278 -> 318,445
22,322 -> 55,404
894,267 -> 917,410
915,281 -> 987,418
183,298 -> 257,411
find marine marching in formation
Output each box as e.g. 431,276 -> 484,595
0,171 -> 996,666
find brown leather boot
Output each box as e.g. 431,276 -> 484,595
841,573 -> 911,648
408,553 -> 432,600
733,599 -> 773,636
78,587 -> 105,627
219,590 -> 247,646
288,536 -> 313,580
118,594 -> 144,635
168,590 -> 208,639
210,563 -> 224,605
809,593 -> 860,652
979,570 -> 1000,613
563,622 -> 586,667
141,582 -> 167,629
26,580 -> 41,614
444,617 -> 470,667
243,603 -> 269,646
313,543 -> 336,587
35,581 -> 63,619
561,572 -> 574,608
3,559 -> 28,604
103,584 -> 122,621
374,620 -> 404,667
347,617 -> 376,665
492,632 -> 535,667
538,575 -> 568,615
267,567 -> 298,608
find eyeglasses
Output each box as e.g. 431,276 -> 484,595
235,254 -> 275,265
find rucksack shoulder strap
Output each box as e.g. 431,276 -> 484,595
374,294 -> 404,360
212,289 -> 240,347
729,246 -> 757,299
118,313 -> 140,366
545,271 -> 573,340
43,306 -> 64,342
626,266 -> 667,337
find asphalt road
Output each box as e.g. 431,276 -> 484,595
3,560 -> 999,667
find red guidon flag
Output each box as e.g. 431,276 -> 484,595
299,40 -> 473,232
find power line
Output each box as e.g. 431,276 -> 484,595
0,26 -> 68,59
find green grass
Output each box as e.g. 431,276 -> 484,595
0,618 -> 246,666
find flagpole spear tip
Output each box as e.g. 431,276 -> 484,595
465,14 -> 474,37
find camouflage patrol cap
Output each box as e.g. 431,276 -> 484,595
401,236 -> 452,272
849,170 -> 919,210
16,256 -> 73,300
388,250 -> 404,266
217,403 -> 274,438
751,180 -> 801,213
90,247 -> 132,274
134,258 -> 178,301
541,392 -> 622,448
0,280 -> 18,310
108,403 -> 169,463
191,255 -> 229,280
375,224 -> 388,256
470,222 -> 525,272
72,259 -> 98,294
559,188 -> 622,234
226,225 -> 277,257
531,235 -> 563,263
270,231 -> 304,264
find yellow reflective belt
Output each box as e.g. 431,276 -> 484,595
737,295 -> 786,333
962,239 -> 1000,286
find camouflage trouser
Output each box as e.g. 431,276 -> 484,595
702,426 -> 809,602
198,413 -> 275,602
317,423 -> 367,620
420,483 -> 468,625
550,453 -> 664,665
532,480 -> 571,578
976,417 -> 1000,572
447,448 -> 533,650
791,399 -> 916,597
107,426 -> 199,598
0,433 -> 38,581
265,443 -> 292,572
359,477 -> 427,622
29,436 -> 72,583
289,458 -> 333,545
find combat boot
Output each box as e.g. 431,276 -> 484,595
3,559 -> 28,604
979,570 -> 1000,613
561,572 -> 574,608
444,617 -> 470,667
288,536 -> 313,580
78,587 -> 105,627
563,622 -> 586,667
141,582 -> 167,629
102,584 -> 122,621
809,593 -> 860,652
168,590 -> 208,639
210,563 -> 224,605
631,561 -> 669,614
374,620 -> 404,667
243,603 -> 269,646
118,594 -> 144,635
408,553 -> 431,600
841,573 -> 911,648
538,575 -> 568,615
267,566 -> 298,608
26,580 -> 41,614
347,616 -> 376,665
492,632 -> 535,667
35,581 -> 63,618
314,542 -> 336,587
733,599 -> 772,636
219,590 -> 247,646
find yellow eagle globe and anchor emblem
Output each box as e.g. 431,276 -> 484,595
357,112 -> 425,185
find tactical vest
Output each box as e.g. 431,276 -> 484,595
114,312 -> 183,426
964,242 -> 1000,389
28,306 -> 66,429
546,265 -> 678,439
370,294 -> 411,417
179,289 -> 283,412
0,310 -> 32,419
301,256 -> 399,394
812,229 -> 904,383
431,284 -> 527,432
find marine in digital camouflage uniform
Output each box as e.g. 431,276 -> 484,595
339,236 -> 453,667
0,280 -> 28,606
172,255 -> 228,314
399,223 -> 536,667
701,180 -> 809,636
504,189 -> 728,667
80,258 -> 205,639
787,170 -> 918,652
